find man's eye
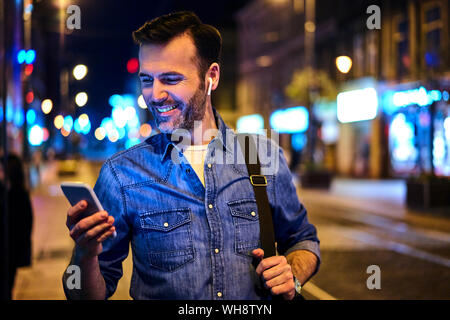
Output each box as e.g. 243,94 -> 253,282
141,77 -> 153,84
163,78 -> 181,84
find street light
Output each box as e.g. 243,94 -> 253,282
75,92 -> 88,107
336,56 -> 352,74
41,99 -> 53,114
54,115 -> 64,129
78,113 -> 89,127
73,64 -> 88,80
95,127 -> 106,141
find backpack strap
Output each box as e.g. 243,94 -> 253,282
237,134 -> 276,257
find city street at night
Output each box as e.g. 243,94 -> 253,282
11,160 -> 450,300
1,0 -> 450,303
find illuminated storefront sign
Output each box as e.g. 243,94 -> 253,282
236,114 -> 264,134
337,88 -> 378,123
270,106 -> 309,133
392,86 -> 444,107
386,84 -> 450,176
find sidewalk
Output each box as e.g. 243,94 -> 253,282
296,177 -> 450,232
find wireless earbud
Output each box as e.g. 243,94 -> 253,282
207,77 -> 213,96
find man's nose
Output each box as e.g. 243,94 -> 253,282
151,81 -> 168,104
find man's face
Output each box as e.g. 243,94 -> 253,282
138,33 -> 207,133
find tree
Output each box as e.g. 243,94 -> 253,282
284,67 -> 337,166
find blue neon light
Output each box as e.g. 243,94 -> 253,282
237,114 -> 264,134
25,50 -> 36,64
109,94 -> 123,107
17,50 -> 26,64
63,115 -> 74,132
270,106 -> 309,133
26,109 -> 36,125
391,86 -> 443,107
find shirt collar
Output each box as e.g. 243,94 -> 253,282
160,107 -> 235,162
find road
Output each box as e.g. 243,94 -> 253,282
12,160 -> 450,300
299,186 -> 450,300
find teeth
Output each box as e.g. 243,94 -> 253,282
157,105 -> 176,113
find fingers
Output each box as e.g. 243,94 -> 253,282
96,226 -> 116,243
75,216 -> 115,245
264,265 -> 293,289
70,211 -> 113,241
66,200 -> 88,228
253,254 -> 295,298
255,255 -> 286,276
251,248 -> 264,261
271,279 -> 295,297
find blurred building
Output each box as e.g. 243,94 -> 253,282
235,0 -> 450,179
1,0 -> 27,156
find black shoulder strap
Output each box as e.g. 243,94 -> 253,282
237,134 -> 277,257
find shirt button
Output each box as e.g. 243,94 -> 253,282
163,222 -> 169,227
251,211 -> 256,217
208,204 -> 213,209
207,163 -> 212,168
214,248 -> 219,254
186,168 -> 191,174
217,292 -> 222,298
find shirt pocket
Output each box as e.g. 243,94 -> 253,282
227,199 -> 260,257
139,208 -> 195,272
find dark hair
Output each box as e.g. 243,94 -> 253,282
132,11 -> 222,80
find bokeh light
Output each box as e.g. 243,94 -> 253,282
137,95 -> 147,109
336,56 -> 352,74
75,92 -> 88,107
95,127 -> 106,141
28,125 -> 43,146
41,99 -> 53,114
54,115 -> 64,129
73,64 -> 88,80
139,123 -> 152,137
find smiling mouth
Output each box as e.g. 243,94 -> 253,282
155,104 -> 178,113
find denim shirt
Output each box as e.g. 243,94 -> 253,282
94,108 -> 320,300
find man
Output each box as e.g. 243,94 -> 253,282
63,11 -> 320,300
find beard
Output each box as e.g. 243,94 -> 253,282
150,82 -> 207,134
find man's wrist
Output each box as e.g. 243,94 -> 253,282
286,250 -> 318,285
73,245 -> 99,264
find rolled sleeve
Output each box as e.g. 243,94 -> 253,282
272,147 -> 321,268
93,159 -> 131,299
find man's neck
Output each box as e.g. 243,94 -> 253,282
190,105 -> 218,146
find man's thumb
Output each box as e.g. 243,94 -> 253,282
251,248 -> 264,260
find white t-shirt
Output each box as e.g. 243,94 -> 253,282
182,144 -> 209,187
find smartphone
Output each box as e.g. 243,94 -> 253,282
60,181 -> 116,237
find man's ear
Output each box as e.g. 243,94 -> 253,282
206,63 -> 220,93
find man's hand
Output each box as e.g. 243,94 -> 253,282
66,200 -> 116,259
251,248 -> 295,300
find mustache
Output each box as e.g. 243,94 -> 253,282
149,100 -> 179,108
